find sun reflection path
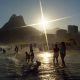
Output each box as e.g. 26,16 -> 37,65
38,52 -> 52,63
28,0 -> 72,51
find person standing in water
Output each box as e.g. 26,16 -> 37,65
25,51 -> 30,63
30,44 -> 34,62
60,42 -> 66,67
53,44 -> 59,66
15,46 -> 18,54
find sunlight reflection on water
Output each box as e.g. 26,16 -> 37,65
36,52 -> 58,80
38,52 -> 52,63
0,51 -> 59,80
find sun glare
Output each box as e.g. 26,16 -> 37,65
39,52 -> 52,58
27,0 -> 72,51
40,17 -> 48,27
39,52 -> 52,63
44,52 -> 52,57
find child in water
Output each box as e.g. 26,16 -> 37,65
25,51 -> 30,63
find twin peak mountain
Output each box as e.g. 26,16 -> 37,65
0,14 -> 41,44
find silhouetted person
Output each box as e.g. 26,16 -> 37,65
25,51 -> 30,63
15,46 -> 18,54
53,44 -> 59,66
60,42 -> 66,67
3,49 -> 6,53
30,44 -> 34,62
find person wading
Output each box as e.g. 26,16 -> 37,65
60,42 -> 66,67
30,44 -> 34,62
53,44 -> 59,66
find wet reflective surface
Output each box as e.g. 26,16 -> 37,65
0,51 -> 62,80
0,50 -> 80,80
35,52 -> 61,80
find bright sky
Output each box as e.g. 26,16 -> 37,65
0,0 -> 80,30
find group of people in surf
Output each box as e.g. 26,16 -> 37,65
14,44 -> 34,64
25,44 -> 34,63
14,42 -> 66,67
53,42 -> 66,67
25,42 -> 66,68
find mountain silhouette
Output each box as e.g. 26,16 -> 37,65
0,14 -> 41,44
2,14 -> 26,30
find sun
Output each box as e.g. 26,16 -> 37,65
40,17 -> 48,27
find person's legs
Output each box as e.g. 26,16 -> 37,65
26,58 -> 28,63
62,56 -> 66,66
56,53 -> 59,65
61,54 -> 65,67
56,57 -> 59,65
28,55 -> 30,63
31,57 -> 33,62
53,56 -> 56,65
31,56 -> 34,62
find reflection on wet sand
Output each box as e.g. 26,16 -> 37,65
36,52 -> 61,80
0,51 -> 64,80
38,52 -> 52,63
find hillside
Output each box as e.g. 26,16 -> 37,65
0,14 -> 41,44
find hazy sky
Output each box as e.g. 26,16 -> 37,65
0,0 -> 80,31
